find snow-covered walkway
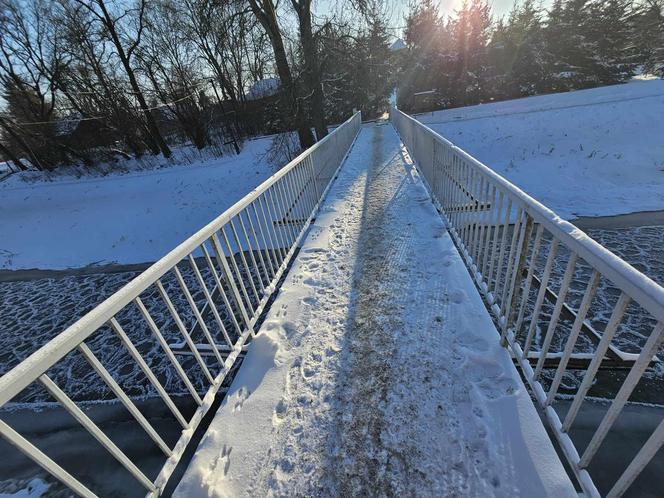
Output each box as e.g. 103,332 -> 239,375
174,122 -> 576,497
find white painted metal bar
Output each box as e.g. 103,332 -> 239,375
523,238 -> 560,356
546,270 -> 601,404
156,280 -> 215,383
134,297 -> 203,405
580,321 -> 664,468
173,267 -> 225,365
390,106 -> 664,498
562,293 -> 631,432
78,342 -> 172,456
110,318 -> 189,428
498,207 -> 525,312
39,374 -> 157,492
210,232 -> 254,332
200,243 -> 244,337
534,253 -> 578,380
220,226 -> 256,313
187,255 -> 234,348
0,420 -> 98,498
514,224 -> 544,338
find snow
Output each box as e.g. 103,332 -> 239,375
175,122 -> 575,497
416,79 -> 664,219
0,479 -> 49,497
0,138 -> 277,270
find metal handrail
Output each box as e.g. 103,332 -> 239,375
391,105 -> 664,498
0,111 -> 362,497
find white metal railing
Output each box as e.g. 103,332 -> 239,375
391,106 -> 664,498
0,112 -> 361,496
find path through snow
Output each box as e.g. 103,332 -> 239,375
175,122 -> 576,497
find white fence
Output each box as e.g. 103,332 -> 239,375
391,106 -> 664,498
0,112 -> 361,497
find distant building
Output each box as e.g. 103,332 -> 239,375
389,38 -> 407,52
246,78 -> 280,101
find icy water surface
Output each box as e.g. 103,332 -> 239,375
0,252 -> 269,403
0,228 -> 662,400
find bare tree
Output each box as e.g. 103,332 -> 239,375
247,0 -> 316,148
291,0 -> 327,139
72,0 -> 171,157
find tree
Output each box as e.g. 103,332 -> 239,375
488,0 -> 548,98
632,0 -> 664,77
247,0 -> 316,148
291,0 -> 327,139
449,0 -> 493,106
73,0 -> 171,157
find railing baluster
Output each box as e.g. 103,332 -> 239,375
533,253 -> 578,380
502,213 -> 534,342
173,266 -> 225,365
481,185 -> 498,278
514,224 -> 544,339
546,269 -> 601,404
474,176 -> 490,265
229,219 -> 261,304
251,200 -> 278,278
580,321 -> 664,468
219,227 -> 255,315
78,342 -> 172,456
491,198 -> 513,300
523,238 -> 560,356
259,192 -> 286,264
238,211 -> 269,290
156,280 -> 215,384
562,293 -> 630,432
110,318 -> 188,428
210,232 -> 254,333
135,297 -> 203,405
486,191 -> 505,289
39,374 -> 157,492
0,420 -> 98,498
498,206 -> 525,312
187,255 -> 233,348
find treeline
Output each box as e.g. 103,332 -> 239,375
397,0 -> 664,112
0,0 -> 394,172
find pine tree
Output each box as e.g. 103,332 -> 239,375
632,0 -> 664,77
586,0 -> 638,84
488,0 -> 548,98
449,0 -> 493,106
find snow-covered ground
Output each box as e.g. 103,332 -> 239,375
175,123 -> 575,497
417,79 -> 664,219
0,138 -> 277,270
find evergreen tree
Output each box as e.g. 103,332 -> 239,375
632,0 -> 664,77
586,0 -> 638,84
488,0 -> 548,98
400,0 -> 450,110
449,0 -> 493,106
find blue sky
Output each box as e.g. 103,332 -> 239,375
315,0 -> 552,37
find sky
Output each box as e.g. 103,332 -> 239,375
315,0 -> 553,38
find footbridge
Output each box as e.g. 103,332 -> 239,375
1,110 -> 664,497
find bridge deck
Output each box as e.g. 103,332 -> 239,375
175,122 -> 577,497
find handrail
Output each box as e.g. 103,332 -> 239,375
394,109 -> 664,323
391,105 -> 664,498
0,111 -> 362,496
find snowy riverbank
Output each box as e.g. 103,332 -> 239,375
418,79 -> 664,219
0,137 -> 277,271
